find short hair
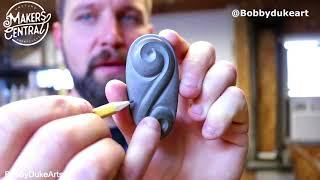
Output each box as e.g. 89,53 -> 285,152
56,0 -> 153,21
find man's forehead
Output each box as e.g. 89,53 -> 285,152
66,0 -> 146,11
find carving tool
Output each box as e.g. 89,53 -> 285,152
92,101 -> 131,118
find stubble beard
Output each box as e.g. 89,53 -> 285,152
61,47 -> 126,107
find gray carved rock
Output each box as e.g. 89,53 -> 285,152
126,34 -> 179,137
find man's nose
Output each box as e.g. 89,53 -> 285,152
98,19 -> 124,48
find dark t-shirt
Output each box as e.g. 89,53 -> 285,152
110,127 -> 128,151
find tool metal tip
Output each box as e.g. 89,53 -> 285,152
129,100 -> 135,108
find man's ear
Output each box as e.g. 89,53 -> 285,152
52,22 -> 62,49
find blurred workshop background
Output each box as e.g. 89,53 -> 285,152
0,0 -> 320,179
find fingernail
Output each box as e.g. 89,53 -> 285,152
159,29 -> 175,37
203,124 -> 218,139
140,117 -> 160,130
81,100 -> 92,113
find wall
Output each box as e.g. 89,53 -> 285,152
152,8 -> 235,63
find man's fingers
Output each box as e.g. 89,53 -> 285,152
0,96 -> 92,176
159,30 -> 216,99
179,41 -> 216,99
227,123 -> 249,134
188,61 -> 236,121
120,117 -> 161,180
221,129 -> 249,147
202,86 -> 248,141
158,29 -> 189,63
7,113 -> 109,178
106,82 -> 162,179
105,80 -> 136,143
60,138 -> 125,180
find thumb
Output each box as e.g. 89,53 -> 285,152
105,79 -> 136,143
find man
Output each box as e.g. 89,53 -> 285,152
0,0 -> 249,179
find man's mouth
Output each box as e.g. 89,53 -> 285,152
89,59 -> 126,79
92,60 -> 126,69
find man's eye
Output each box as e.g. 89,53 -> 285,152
121,14 -> 141,25
78,13 -> 95,22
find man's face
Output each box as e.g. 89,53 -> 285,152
54,0 -> 152,107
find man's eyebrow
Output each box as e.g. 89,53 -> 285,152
71,2 -> 97,13
119,5 -> 144,15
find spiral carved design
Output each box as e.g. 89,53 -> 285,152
126,34 -> 179,137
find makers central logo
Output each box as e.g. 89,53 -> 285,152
3,1 -> 51,46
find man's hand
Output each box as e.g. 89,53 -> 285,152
0,96 -> 161,180
106,29 -> 249,180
